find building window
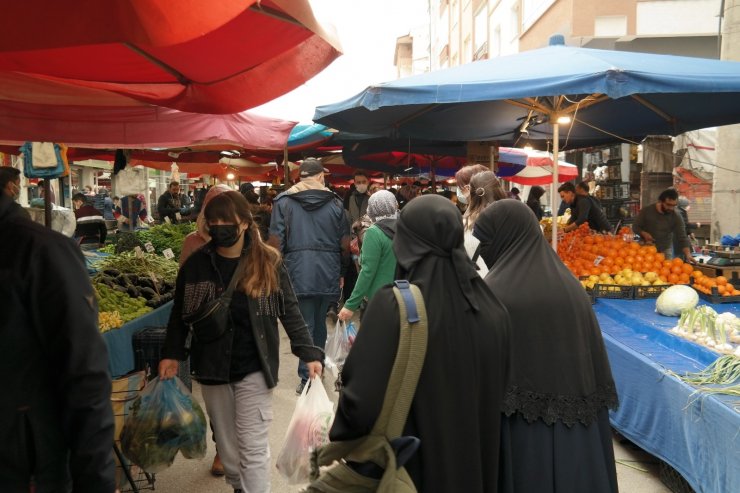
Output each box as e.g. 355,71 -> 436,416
511,3 -> 521,38
474,5 -> 488,54
522,0 -> 556,33
439,44 -> 450,68
492,25 -> 501,58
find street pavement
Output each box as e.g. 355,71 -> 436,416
135,320 -> 671,493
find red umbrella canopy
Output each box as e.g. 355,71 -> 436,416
0,0 -> 341,114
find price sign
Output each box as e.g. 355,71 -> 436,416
164,216 -> 171,224
144,242 -> 155,253
594,255 -> 605,266
162,248 -> 175,260
175,212 -> 182,221
134,246 -> 144,258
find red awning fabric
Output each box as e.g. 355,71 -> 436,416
133,159 -> 278,180
0,101 -> 297,151
0,1 -> 341,114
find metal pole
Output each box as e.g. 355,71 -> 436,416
44,179 -> 52,228
283,145 -> 290,185
430,161 -> 437,193
550,119 -> 560,250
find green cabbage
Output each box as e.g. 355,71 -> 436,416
656,285 -> 699,317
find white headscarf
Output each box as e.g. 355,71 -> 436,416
367,190 -> 398,222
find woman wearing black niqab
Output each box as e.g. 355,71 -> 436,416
330,195 -> 511,493
473,199 -> 619,493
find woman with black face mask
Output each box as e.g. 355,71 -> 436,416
160,191 -> 324,493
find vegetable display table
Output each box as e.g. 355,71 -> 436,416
593,298 -> 739,493
102,301 -> 173,378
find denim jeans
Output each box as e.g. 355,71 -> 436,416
297,296 -> 331,381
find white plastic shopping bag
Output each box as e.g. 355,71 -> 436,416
276,376 -> 335,484
324,320 -> 351,378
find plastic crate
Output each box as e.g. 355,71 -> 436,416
695,287 -> 740,304
594,284 -> 634,299
132,326 -> 192,391
658,460 -> 695,493
633,284 -> 672,299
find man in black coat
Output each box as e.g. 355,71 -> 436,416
0,193 -> 116,492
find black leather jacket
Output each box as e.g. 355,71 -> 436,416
162,244 -> 324,386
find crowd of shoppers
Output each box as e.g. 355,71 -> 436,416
3,156 -> 635,493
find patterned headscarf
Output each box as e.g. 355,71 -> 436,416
367,190 -> 398,222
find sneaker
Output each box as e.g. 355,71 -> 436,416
295,379 -> 307,396
211,453 -> 225,477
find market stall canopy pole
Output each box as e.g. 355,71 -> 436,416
0,0 -> 341,114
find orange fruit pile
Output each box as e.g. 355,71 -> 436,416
557,223 -> 735,291
692,273 -> 740,297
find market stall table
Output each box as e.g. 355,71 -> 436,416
102,301 -> 173,378
593,298 -> 740,493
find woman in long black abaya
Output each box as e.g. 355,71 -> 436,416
329,195 -> 511,493
473,199 -> 619,493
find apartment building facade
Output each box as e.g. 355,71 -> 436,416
427,0 -> 722,70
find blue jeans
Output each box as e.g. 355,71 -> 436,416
297,296 -> 331,381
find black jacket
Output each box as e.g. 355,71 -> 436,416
0,196 -> 115,493
162,244 -> 324,386
157,191 -> 181,223
569,194 -> 611,233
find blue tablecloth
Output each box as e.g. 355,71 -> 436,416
594,298 -> 740,493
102,301 -> 173,378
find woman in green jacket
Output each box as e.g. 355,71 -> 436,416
338,190 -> 398,322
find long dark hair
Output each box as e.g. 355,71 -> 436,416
204,191 -> 281,297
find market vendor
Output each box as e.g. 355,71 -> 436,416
558,182 -> 611,233
157,180 -> 190,223
72,192 -> 107,247
633,188 -> 696,263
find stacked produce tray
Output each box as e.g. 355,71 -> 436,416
633,284 -> 672,299
594,284 -> 635,299
695,288 -> 740,304
132,327 -> 191,391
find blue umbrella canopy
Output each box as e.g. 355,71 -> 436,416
314,37 -> 740,145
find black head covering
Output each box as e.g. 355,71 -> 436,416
473,200 -> 617,426
394,194 -> 481,311
331,194 -> 511,491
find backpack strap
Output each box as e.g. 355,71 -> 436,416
310,281 -> 427,481
370,280 -> 428,439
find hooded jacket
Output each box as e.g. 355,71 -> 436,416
269,180 -> 350,298
0,195 -> 115,493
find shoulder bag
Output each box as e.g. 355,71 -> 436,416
304,280 -> 427,493
182,254 -> 246,343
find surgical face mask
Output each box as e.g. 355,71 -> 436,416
355,184 -> 368,194
209,224 -> 241,248
456,186 -> 469,204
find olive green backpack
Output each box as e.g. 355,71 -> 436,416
304,281 -> 428,493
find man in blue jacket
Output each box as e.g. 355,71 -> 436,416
269,159 -> 350,394
0,193 -> 116,492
